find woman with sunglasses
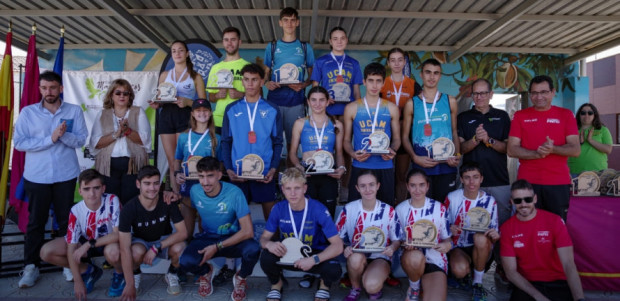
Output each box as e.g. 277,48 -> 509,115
568,103 -> 612,175
90,79 -> 151,205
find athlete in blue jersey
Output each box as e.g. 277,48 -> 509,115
289,86 -> 345,217
343,63 -> 400,205
174,99 -> 219,237
178,157 -> 259,299
259,168 -> 343,301
311,27 -> 363,116
402,58 -> 460,204
263,7 -> 315,161
221,63 -> 283,220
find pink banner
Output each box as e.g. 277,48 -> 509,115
567,195 -> 620,291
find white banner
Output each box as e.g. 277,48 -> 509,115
62,71 -> 159,172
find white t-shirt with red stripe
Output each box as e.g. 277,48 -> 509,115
65,193 -> 121,244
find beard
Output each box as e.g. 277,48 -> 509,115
43,94 -> 60,104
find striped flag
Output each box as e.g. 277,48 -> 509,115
9,31 -> 41,233
0,30 -> 14,226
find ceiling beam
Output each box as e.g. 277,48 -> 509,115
448,0 -> 539,63
564,36 -> 620,65
1,9 -> 619,23
97,0 -> 168,51
0,32 -> 53,60
309,0 -> 319,46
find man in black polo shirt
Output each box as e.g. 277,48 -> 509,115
457,78 -> 512,241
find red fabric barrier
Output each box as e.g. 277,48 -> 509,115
567,196 -> 620,291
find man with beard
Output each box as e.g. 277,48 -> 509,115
13,71 -> 88,288
207,27 -> 250,134
500,179 -> 585,301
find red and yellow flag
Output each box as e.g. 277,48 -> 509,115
0,30 -> 14,225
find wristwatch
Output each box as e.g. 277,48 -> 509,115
313,255 -> 320,265
488,138 -> 496,145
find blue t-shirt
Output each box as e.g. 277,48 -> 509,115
311,53 -> 363,116
190,181 -> 250,239
264,39 -> 315,107
265,198 -> 338,251
300,118 -> 336,153
174,130 -> 220,162
221,98 -> 283,175
411,93 -> 456,175
352,99 -> 393,169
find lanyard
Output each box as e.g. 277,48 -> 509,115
288,198 -> 309,241
311,118 -> 327,150
421,91 -> 440,124
363,97 -> 381,133
391,75 -> 404,107
245,98 -> 259,132
187,129 -> 209,156
330,52 -> 346,76
170,67 -> 187,89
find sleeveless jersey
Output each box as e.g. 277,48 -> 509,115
352,99 -> 393,169
300,118 -> 336,153
165,68 -> 197,99
411,93 -> 455,175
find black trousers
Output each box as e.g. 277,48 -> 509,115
105,157 -> 139,206
259,248 -> 342,287
23,178 -> 76,266
510,280 -> 573,301
532,184 -> 570,221
427,173 -> 457,203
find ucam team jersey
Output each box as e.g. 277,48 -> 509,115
395,198 -> 451,272
65,193 -> 120,244
336,199 -> 401,261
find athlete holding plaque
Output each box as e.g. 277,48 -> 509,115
395,169 -> 451,301
336,171 -> 401,301
222,63 -> 283,220
174,99 -> 219,237
445,163 -> 499,301
402,59 -> 460,204
152,40 -> 207,192
343,63 -> 400,205
259,168 -> 343,301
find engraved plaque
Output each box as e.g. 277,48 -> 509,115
207,69 -> 234,89
277,237 -> 312,265
461,207 -> 491,233
426,137 -> 455,161
235,154 -> 265,180
572,171 -> 600,196
404,220 -> 437,248
304,150 -> 335,175
153,82 -> 177,102
360,131 -> 391,154
352,226 -> 386,253
332,82 -> 351,102
276,63 -> 300,84
182,156 -> 203,180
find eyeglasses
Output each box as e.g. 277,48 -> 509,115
529,90 -> 550,97
512,196 -> 534,204
580,110 -> 594,116
472,91 -> 490,98
114,91 -> 130,96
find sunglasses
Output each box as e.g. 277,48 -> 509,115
512,196 -> 534,204
114,91 -> 130,96
580,110 -> 594,116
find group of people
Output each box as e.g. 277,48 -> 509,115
10,5 -> 608,301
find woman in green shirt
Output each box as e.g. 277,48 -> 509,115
568,103 -> 613,174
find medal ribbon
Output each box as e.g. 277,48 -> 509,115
363,97 -> 381,134
188,129 -> 209,156
391,75 -> 404,107
330,52 -> 346,76
170,67 -> 187,89
311,118 -> 327,150
245,97 -> 259,132
421,91 -> 440,125
288,198 -> 309,241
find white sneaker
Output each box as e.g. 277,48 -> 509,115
165,272 -> 182,295
18,264 -> 40,288
63,267 -> 74,282
134,273 -> 141,291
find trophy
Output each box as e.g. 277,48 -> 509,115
332,82 -> 351,102
304,150 -> 335,175
277,237 -> 312,265
404,220 -> 437,248
571,171 -> 600,196
352,226 -> 386,253
275,63 -> 300,84
181,156 -> 202,180
360,131 -> 391,154
426,137 -> 455,161
206,69 -> 234,89
608,176 -> 620,197
235,154 -> 265,180
461,207 -> 491,232
153,82 -> 177,102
